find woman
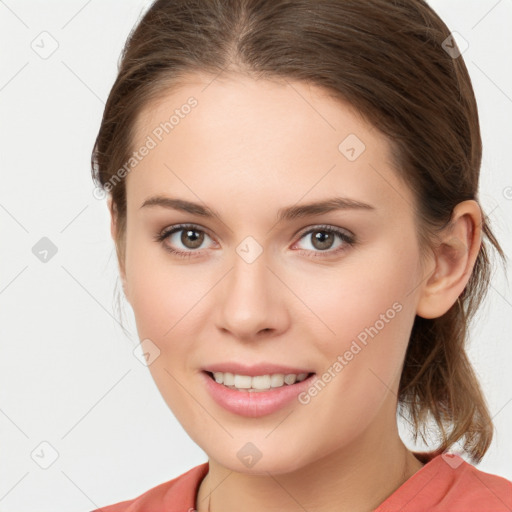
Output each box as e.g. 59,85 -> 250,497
90,0 -> 512,510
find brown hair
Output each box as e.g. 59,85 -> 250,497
91,0 -> 506,463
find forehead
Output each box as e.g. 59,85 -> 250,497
133,73 -> 375,149
127,73 -> 413,217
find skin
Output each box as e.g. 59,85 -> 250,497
109,73 -> 482,512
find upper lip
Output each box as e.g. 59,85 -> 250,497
203,362 -> 315,377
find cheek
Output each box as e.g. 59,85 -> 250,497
293,243 -> 419,355
125,249 -> 210,427
290,242 -> 420,426
304,243 -> 420,396
290,259 -> 418,450
125,232 -> 206,339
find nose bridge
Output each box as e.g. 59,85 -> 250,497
215,236 -> 284,337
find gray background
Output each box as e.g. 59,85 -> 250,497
1,0 -> 511,510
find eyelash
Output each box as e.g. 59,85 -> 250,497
153,223 -> 356,259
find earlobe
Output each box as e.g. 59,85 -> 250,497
416,200 -> 482,319
107,195 -> 117,242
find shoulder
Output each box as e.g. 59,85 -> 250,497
447,456 -> 512,508
91,462 -> 209,512
377,452 -> 512,512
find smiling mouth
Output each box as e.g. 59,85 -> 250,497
205,370 -> 316,392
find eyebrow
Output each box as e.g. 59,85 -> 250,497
140,195 -> 375,222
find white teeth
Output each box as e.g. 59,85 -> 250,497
211,371 -> 310,391
252,374 -> 271,389
284,374 -> 297,385
223,372 -> 235,386
270,374 -> 284,387
234,374 -> 252,388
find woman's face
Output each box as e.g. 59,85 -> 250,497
117,73 -> 430,474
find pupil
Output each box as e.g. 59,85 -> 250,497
313,231 -> 333,250
182,229 -> 204,248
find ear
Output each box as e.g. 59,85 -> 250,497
107,196 -> 129,302
416,200 -> 482,319
107,195 -> 116,240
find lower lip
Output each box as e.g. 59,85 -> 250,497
201,371 -> 316,418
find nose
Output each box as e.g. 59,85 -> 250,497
214,245 -> 290,341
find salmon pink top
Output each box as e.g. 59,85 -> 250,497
92,451 -> 512,512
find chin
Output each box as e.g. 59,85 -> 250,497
206,442 -> 314,476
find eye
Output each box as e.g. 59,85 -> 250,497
153,224 -> 215,258
154,223 -> 356,260
292,225 -> 355,258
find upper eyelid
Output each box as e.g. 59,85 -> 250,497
161,223 -> 353,247
161,222 -> 351,236
162,223 -> 216,241
297,224 -> 353,237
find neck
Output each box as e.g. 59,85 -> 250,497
196,413 -> 425,512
